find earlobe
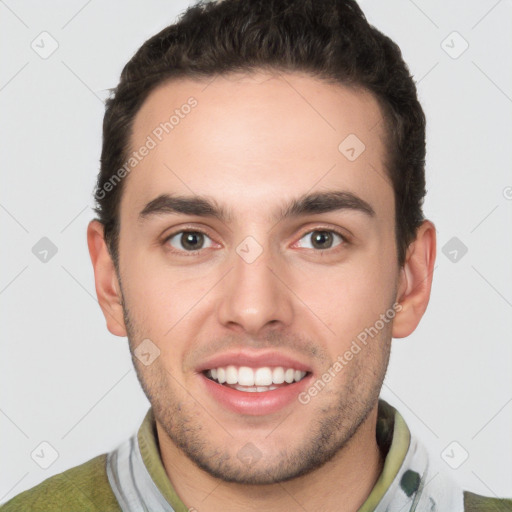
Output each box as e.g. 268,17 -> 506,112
87,220 -> 127,337
392,220 -> 436,339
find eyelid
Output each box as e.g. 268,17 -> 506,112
293,222 -> 352,241
161,221 -> 217,240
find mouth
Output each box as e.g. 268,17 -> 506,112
203,365 -> 310,392
200,362 -> 313,416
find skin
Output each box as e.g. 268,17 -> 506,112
88,71 -> 436,512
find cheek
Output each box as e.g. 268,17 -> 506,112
290,244 -> 398,339
122,256 -> 214,351
122,242 -> 203,307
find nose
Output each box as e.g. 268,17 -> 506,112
216,239 -> 294,336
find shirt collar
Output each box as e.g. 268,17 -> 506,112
136,398 -> 412,511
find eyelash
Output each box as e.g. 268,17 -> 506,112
161,227 -> 349,256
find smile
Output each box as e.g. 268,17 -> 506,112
204,365 -> 308,392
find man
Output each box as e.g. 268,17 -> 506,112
2,0 -> 510,510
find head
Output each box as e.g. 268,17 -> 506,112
88,0 -> 435,485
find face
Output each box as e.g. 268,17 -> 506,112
115,72 -> 400,484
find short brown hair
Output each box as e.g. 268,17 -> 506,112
94,0 -> 426,268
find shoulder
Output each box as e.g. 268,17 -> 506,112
0,453 -> 121,512
464,491 -> 512,511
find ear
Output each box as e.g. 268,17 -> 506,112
392,220 -> 436,338
87,219 -> 127,337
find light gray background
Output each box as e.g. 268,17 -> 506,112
1,0 -> 511,503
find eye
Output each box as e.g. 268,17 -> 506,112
296,230 -> 346,251
165,230 -> 215,252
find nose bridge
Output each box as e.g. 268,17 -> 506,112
217,235 -> 294,333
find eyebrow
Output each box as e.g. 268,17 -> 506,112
138,190 -> 375,224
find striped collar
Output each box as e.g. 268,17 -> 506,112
106,399 -> 464,512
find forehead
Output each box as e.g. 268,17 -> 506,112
121,71 -> 392,223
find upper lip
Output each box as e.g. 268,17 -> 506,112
196,349 -> 313,374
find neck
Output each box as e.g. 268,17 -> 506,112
157,404 -> 384,512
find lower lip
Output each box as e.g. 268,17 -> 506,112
200,373 -> 312,416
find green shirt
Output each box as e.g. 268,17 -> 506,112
1,400 -> 510,511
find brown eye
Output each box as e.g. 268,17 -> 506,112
297,230 -> 345,250
166,231 -> 213,252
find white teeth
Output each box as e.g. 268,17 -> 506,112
238,366 -> 255,386
236,386 -> 257,392
272,367 -> 285,384
206,365 -> 307,387
226,365 -> 238,385
254,367 -> 273,386
284,368 -> 295,383
233,385 -> 279,392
